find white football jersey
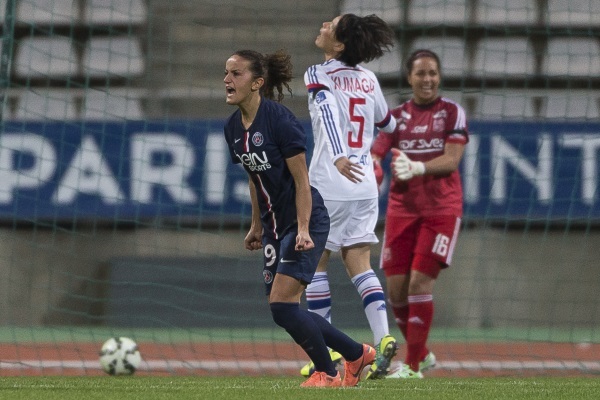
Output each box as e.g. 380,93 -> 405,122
304,59 -> 396,201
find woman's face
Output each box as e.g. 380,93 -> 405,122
407,56 -> 440,105
223,55 -> 260,106
315,15 -> 343,56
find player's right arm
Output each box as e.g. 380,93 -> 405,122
245,175 -> 263,251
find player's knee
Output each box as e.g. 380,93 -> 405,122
270,302 -> 297,329
386,286 -> 406,304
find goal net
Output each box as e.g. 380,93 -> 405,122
0,0 -> 598,377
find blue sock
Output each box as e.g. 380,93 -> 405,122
270,302 -> 336,376
306,311 -> 363,361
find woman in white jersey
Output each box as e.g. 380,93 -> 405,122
302,13 -> 398,380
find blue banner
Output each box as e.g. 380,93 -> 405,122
0,120 -> 598,221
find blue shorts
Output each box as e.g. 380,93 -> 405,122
261,197 -> 330,295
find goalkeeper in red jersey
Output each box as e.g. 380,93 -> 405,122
371,49 -> 469,378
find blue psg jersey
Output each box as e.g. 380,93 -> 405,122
224,98 -> 308,239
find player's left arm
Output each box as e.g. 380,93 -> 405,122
285,152 -> 315,252
421,142 -> 465,174
392,142 -> 465,181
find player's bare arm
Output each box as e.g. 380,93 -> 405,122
334,156 -> 365,183
392,142 -> 466,181
244,176 -> 263,251
421,142 -> 465,175
285,152 -> 315,252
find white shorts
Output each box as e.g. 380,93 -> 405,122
324,198 -> 379,252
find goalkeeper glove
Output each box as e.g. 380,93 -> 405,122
391,148 -> 425,181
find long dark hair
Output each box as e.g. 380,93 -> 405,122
232,49 -> 293,102
335,14 -> 395,67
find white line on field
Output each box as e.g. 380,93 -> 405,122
1,360 -> 599,372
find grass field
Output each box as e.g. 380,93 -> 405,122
1,376 -> 600,400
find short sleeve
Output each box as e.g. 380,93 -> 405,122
274,111 -> 307,159
305,64 -> 331,95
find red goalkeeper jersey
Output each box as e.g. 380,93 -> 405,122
371,96 -> 469,217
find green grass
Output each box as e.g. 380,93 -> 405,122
1,377 -> 599,400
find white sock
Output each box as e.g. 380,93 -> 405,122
351,270 -> 389,345
305,272 -> 332,323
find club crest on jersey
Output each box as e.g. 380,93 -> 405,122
252,132 -> 264,146
315,91 -> 326,104
433,118 -> 445,132
433,110 -> 447,119
263,269 -> 274,284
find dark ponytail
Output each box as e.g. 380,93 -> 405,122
231,49 -> 293,102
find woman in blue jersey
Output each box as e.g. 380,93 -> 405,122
223,49 -> 375,388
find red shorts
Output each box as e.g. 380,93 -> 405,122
380,215 -> 461,278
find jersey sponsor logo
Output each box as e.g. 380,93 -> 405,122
348,153 -> 370,166
411,125 -> 428,134
252,132 -> 264,146
398,138 -> 445,151
236,151 -> 272,172
331,75 -> 375,94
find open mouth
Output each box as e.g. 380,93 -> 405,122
226,87 -> 235,96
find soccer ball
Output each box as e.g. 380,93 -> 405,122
99,337 -> 142,376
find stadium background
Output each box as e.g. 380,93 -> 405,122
0,0 -> 599,376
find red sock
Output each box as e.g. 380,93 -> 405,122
405,294 -> 433,372
391,302 -> 409,341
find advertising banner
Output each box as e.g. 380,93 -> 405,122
1,120 -> 598,221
